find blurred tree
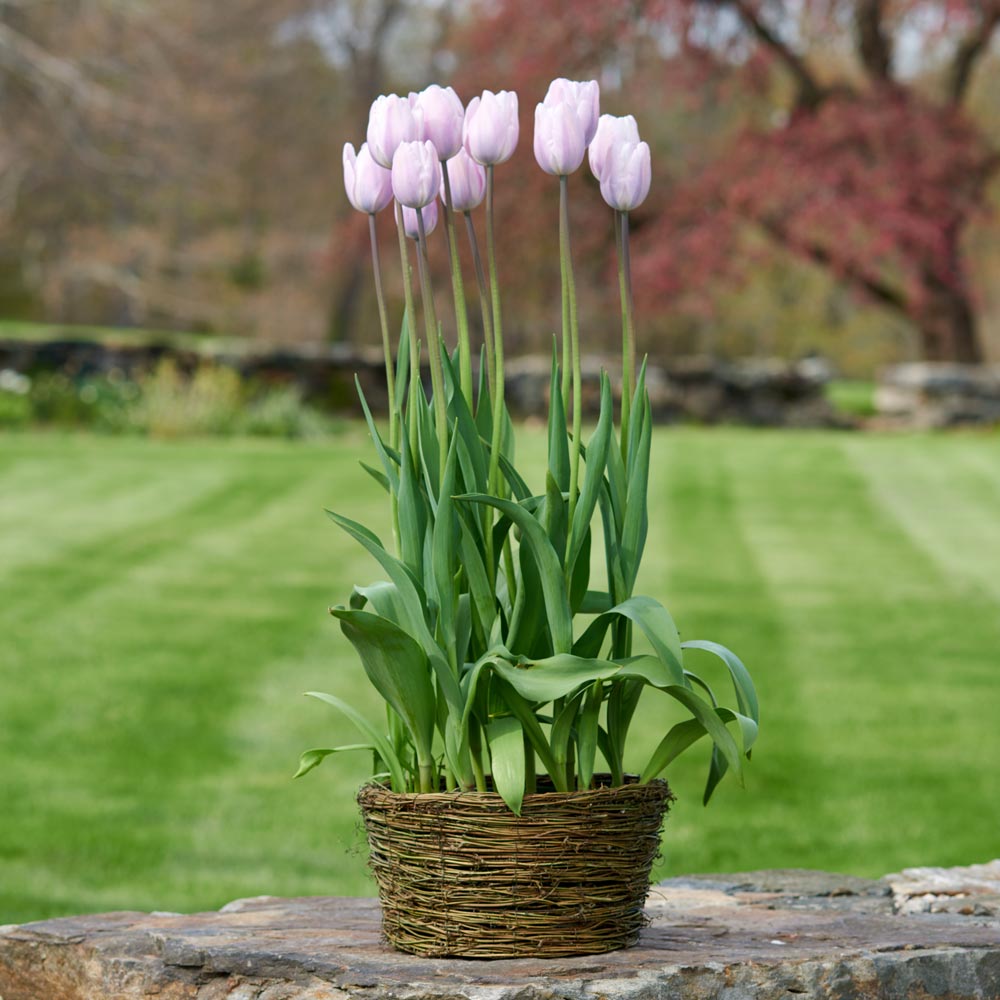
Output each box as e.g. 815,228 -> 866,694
455,0 -> 1000,363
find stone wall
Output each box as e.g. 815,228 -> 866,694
876,363 -> 1000,428
1,862 -> 998,999
0,334 -> 841,427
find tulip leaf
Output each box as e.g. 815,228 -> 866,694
329,609 -> 436,767
640,719 -> 708,782
489,653 -> 620,703
355,376 -> 400,494
567,372 -> 613,572
294,745 -> 372,779
455,493 -> 573,654
304,691 -> 406,791
682,640 -> 760,723
487,716 -> 525,815
326,510 -> 435,653
621,394 -> 651,591
547,344 -> 570,492
577,680 -> 603,790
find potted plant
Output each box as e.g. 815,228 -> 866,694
297,78 -> 759,959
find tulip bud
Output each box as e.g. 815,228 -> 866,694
343,142 -> 393,214
391,140 -> 443,209
410,84 -> 465,160
443,148 -> 486,211
599,140 -> 651,211
533,102 -> 587,176
367,94 -> 421,168
542,78 -> 600,145
588,114 -> 640,181
402,200 -> 439,240
464,90 -> 519,166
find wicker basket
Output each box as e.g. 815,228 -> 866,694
357,774 -> 674,958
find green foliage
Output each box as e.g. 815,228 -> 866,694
300,338 -> 759,812
826,379 -> 877,419
0,360 -> 335,438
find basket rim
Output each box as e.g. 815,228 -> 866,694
357,772 -> 673,808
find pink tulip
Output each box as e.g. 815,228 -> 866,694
533,101 -> 587,176
402,200 -> 439,240
391,140 -> 442,209
588,114 -> 640,181
464,90 -> 519,166
542,78 -> 600,145
443,148 -> 486,211
342,142 -> 393,214
367,94 -> 421,168
410,84 -> 465,160
599,141 -> 651,211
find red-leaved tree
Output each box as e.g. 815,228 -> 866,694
455,0 -> 1000,362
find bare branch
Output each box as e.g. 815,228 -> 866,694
949,1 -> 1000,105
0,22 -> 120,113
855,0 -> 893,82
756,214 -> 908,313
726,0 -> 828,109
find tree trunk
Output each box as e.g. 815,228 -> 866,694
914,273 -> 982,364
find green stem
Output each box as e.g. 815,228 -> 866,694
369,213 -> 400,555
486,165 -> 505,500
369,214 -> 397,448
464,210 -> 494,400
394,200 -> 421,461
620,210 -> 636,450
560,174 -> 582,530
615,211 -> 630,461
560,203 -> 571,414
415,207 -> 449,490
469,719 -> 487,792
441,161 -> 474,410
418,761 -> 435,794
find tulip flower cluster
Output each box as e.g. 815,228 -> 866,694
344,77 -> 653,474
306,76 -> 758,815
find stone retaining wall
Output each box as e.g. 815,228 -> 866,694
876,363 -> 1000,428
1,863 -> 998,1000
0,335 -> 841,427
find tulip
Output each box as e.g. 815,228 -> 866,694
443,148 -> 486,212
367,94 -> 421,168
410,84 -> 465,160
391,140 -> 442,209
533,101 -> 587,176
343,142 -> 393,214
599,141 -> 651,211
402,199 -> 439,240
542,78 -> 600,145
464,90 -> 519,166
588,114 -> 640,181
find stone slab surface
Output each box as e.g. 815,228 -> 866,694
2,868 -> 999,1000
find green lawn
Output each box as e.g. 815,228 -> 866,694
2,426 -> 999,925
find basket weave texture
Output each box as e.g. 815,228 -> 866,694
358,775 -> 674,958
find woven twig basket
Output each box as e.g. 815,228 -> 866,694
358,774 -> 674,958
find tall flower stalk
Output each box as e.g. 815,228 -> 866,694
394,200 -> 422,458
439,162 -> 474,407
464,89 -> 519,493
464,209 -> 494,397
534,79 -> 598,528
591,115 -> 650,452
558,173 -> 582,525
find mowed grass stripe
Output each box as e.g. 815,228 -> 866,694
637,430 -> 803,876
0,439 -> 377,917
2,428 -> 1000,922
845,435 -> 1000,604
728,432 -> 1000,874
